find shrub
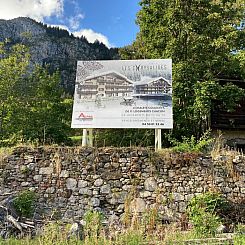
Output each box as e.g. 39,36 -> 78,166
13,190 -> 36,217
187,192 -> 228,236
171,131 -> 213,153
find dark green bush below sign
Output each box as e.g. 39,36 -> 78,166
13,190 -> 36,218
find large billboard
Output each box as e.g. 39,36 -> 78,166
71,59 -> 173,129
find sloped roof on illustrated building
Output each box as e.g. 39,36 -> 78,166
84,71 -> 133,84
134,76 -> 171,86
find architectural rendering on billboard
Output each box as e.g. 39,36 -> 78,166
71,59 -> 173,129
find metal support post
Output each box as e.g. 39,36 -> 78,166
82,129 -> 87,147
88,129 -> 93,147
82,129 -> 93,147
155,129 -> 162,151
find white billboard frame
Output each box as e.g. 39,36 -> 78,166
71,59 -> 173,130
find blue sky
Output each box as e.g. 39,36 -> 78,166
0,0 -> 141,48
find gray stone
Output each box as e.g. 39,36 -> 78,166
33,175 -> 42,182
165,182 -> 172,187
108,214 -> 119,224
78,180 -> 89,188
28,187 -> 37,192
111,162 -> 120,168
224,187 -> 232,192
66,178 -> 77,190
119,158 -> 127,163
116,204 -> 124,212
46,187 -> 55,194
109,192 -> 127,204
130,198 -> 146,213
93,190 -> 99,195
69,195 -> 76,203
122,185 -> 133,191
196,187 -> 203,192
21,182 -> 30,187
113,180 -> 122,188
39,167 -> 53,175
178,202 -> 186,212
60,170 -> 69,178
215,177 -> 224,183
90,197 -> 100,207
93,175 -> 100,180
27,163 -> 35,170
100,184 -> 111,194
144,177 -> 157,192
233,155 -> 244,164
177,186 -> 185,192
79,188 -> 92,196
186,194 -> 195,201
94,178 -> 104,187
140,191 -> 152,198
173,193 -> 184,201
168,170 -> 175,178
104,163 -> 111,168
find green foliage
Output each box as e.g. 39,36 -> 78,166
0,42 -> 29,143
120,0 -> 245,140
95,128 -> 155,147
13,190 -> 36,217
171,131 -> 213,153
234,224 -> 245,245
187,192 -> 228,236
115,230 -> 144,245
234,235 -> 245,245
0,42 -> 73,146
83,210 -> 104,239
17,66 -> 73,144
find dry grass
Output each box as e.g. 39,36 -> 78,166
211,132 -> 244,179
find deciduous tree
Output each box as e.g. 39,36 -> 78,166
120,0 -> 245,140
0,42 -> 29,143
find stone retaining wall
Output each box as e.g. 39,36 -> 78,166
0,147 -> 244,222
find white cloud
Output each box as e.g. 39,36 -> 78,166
48,24 -> 70,31
0,0 -> 64,21
47,25 -> 112,48
74,29 -> 112,48
68,13 -> 84,31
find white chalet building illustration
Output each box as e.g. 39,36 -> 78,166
134,77 -> 172,96
77,71 -> 134,99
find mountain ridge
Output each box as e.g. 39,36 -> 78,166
0,17 -> 119,93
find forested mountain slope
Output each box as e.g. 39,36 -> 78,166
0,17 -> 119,93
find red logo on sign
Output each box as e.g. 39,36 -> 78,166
78,113 -> 93,120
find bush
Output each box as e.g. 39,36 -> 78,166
187,192 -> 228,236
171,131 -> 213,153
13,190 -> 36,217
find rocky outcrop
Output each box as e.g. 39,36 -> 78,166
0,17 -> 119,93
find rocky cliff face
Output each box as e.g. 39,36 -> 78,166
0,17 -> 119,93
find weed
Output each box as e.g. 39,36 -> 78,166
170,131 -> 213,154
187,192 -> 228,236
0,147 -> 12,167
115,230 -> 145,245
211,132 -> 243,179
83,210 -> 104,240
13,190 -> 36,218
